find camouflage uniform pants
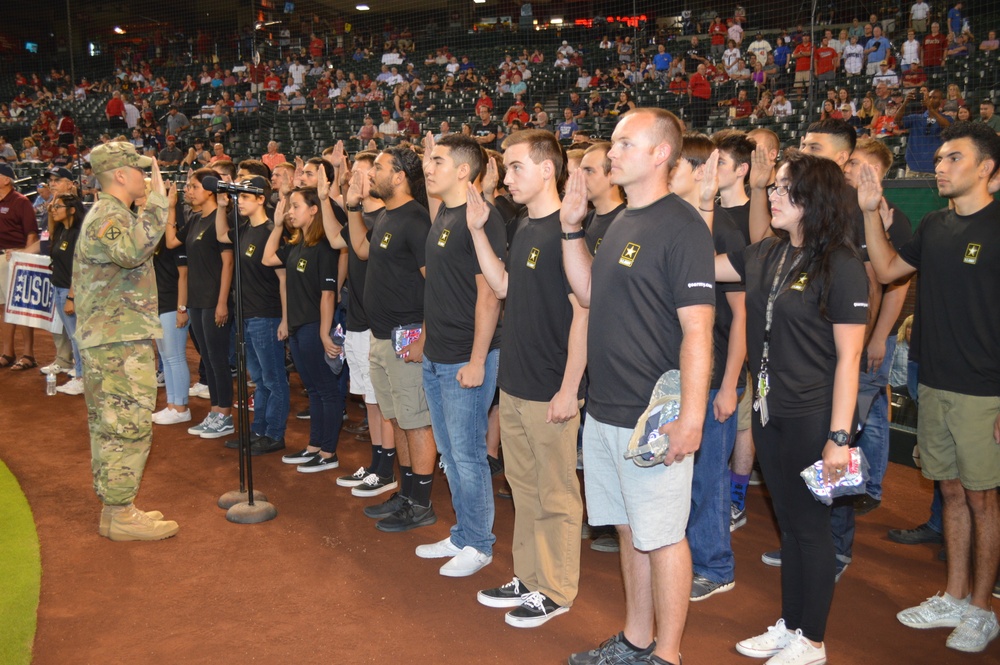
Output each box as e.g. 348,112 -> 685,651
80,340 -> 156,506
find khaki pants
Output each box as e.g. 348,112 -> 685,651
500,390 -> 583,607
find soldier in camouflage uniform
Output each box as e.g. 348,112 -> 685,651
73,141 -> 179,541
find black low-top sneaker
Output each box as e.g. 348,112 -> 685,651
375,499 -> 436,532
250,436 -> 286,456
297,453 -> 339,473
478,577 -> 531,608
224,432 -> 263,450
282,448 -> 319,465
363,491 -> 405,519
505,592 -> 569,628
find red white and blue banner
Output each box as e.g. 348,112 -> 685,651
3,252 -> 62,333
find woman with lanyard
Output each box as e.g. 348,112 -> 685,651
47,193 -> 85,395
714,154 -> 868,665
214,176 -> 290,456
262,186 -> 344,473
152,181 -> 192,425
181,168 -> 234,439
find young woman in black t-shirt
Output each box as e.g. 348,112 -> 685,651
182,169 -> 235,440
47,194 -> 85,394
715,154 -> 869,664
263,187 -> 345,472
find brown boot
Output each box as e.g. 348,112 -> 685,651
98,505 -> 165,537
105,505 -> 179,542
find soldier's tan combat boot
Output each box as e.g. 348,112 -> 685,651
98,505 -> 165,537
104,504 -> 179,542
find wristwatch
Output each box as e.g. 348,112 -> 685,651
345,203 -> 363,212
561,229 -> 586,240
177,305 -> 188,313
828,429 -> 851,447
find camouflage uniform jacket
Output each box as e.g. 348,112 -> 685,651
73,191 -> 168,350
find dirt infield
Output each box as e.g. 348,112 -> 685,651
0,333 -> 996,664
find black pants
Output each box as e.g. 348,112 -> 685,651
189,307 -> 233,408
752,411 -> 836,643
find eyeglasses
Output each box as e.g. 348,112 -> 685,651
767,185 -> 790,197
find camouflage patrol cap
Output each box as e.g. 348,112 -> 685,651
90,141 -> 153,174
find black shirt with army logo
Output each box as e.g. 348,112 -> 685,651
584,203 -> 626,256
276,239 -> 338,334
183,208 -> 233,309
498,211 -> 581,403
363,200 -> 431,340
49,223 -> 80,288
729,237 -> 869,417
228,220 -> 281,320
339,208 -> 377,333
153,239 -> 187,315
712,207 -> 748,391
897,200 -> 1000,395
588,194 -> 717,428
424,202 -> 507,364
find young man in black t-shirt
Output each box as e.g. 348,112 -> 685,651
469,130 -> 588,628
416,134 -> 507,578
672,135 -> 749,604
561,109 -> 715,665
579,142 -> 625,256
860,122 -> 1000,654
318,152 -> 396,494
344,146 -> 438,533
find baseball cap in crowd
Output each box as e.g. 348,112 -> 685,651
49,167 -> 74,181
166,135 -> 177,141
534,102 -> 543,109
90,141 -> 153,174
381,110 -> 390,116
0,163 -> 17,179
775,90 -> 786,97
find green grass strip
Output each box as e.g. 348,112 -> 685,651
0,459 -> 40,665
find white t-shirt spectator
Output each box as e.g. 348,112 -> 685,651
872,69 -> 900,87
771,100 -> 793,118
902,38 -> 921,65
843,43 -> 865,74
723,47 -> 742,71
911,2 -> 930,22
748,39 -> 772,63
288,62 -> 307,85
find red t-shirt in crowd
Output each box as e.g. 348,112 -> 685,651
730,99 -> 753,117
264,75 -> 282,102
105,97 -> 125,118
815,47 -> 838,74
793,43 -> 814,71
690,73 -> 711,100
0,189 -> 38,250
710,23 -> 727,46
923,33 -> 946,67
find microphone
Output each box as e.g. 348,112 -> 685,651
202,175 -> 264,195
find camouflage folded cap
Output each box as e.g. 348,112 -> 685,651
90,141 -> 153,174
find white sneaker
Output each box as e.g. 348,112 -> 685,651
764,631 -> 826,665
151,407 -> 172,423
947,606 -> 1000,653
439,545 -> 492,578
40,361 -> 71,375
736,619 -> 795,657
189,382 -> 210,399
416,536 -> 462,559
154,408 -> 192,425
56,378 -> 85,395
897,592 -> 970,629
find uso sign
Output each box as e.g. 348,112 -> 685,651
3,252 -> 62,333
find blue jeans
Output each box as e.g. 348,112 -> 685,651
688,387 -> 741,584
856,336 -> 895,500
155,311 -> 190,406
423,349 -> 499,555
245,317 -> 289,440
53,286 -> 82,377
288,321 -> 344,453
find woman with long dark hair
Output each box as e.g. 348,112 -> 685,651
262,187 -> 345,472
715,154 -> 868,665
48,193 -> 86,394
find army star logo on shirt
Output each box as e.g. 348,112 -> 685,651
790,272 -> 809,291
245,244 -> 256,257
437,229 -> 451,247
964,243 -> 981,265
296,258 -> 308,272
380,232 -> 392,249
526,247 -> 540,269
59,240 -> 69,251
618,242 -> 640,267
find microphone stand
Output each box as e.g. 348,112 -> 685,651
218,192 -> 277,523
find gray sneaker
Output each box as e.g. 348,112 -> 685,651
947,606 -> 1000,653
690,574 -> 734,602
187,412 -> 219,436
200,414 -> 235,439
568,632 -> 655,665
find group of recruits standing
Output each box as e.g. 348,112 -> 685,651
75,104 -> 1000,665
